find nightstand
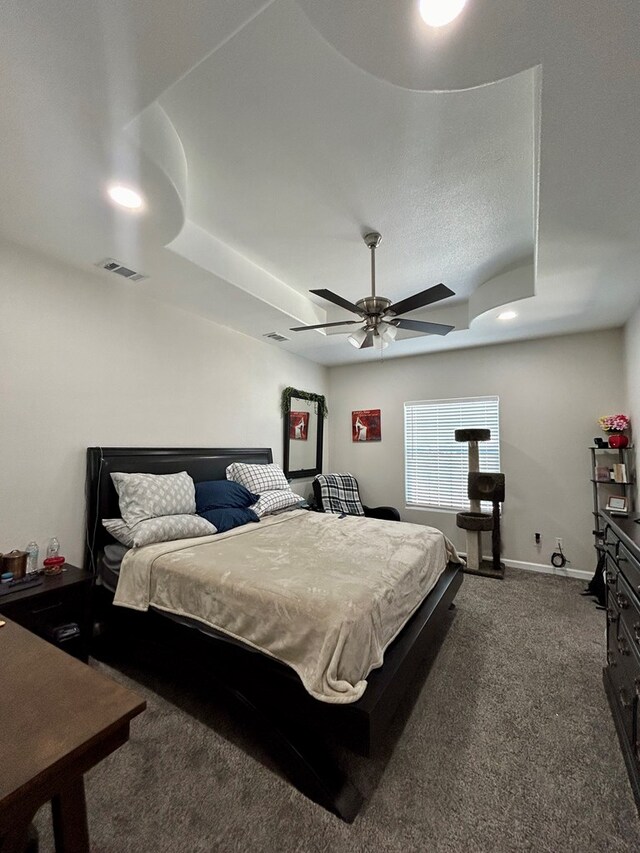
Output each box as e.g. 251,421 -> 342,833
0,564 -> 93,661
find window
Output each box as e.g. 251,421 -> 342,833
404,396 -> 500,510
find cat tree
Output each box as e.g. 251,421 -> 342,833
455,428 -> 505,580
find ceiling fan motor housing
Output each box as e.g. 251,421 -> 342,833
356,296 -> 391,318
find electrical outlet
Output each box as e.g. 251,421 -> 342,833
556,537 -> 563,549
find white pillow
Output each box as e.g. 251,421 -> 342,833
226,462 -> 289,493
251,490 -> 303,518
111,471 -> 196,526
102,514 -> 216,548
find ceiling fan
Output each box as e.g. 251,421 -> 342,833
290,232 -> 455,349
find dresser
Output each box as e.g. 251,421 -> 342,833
602,510 -> 640,808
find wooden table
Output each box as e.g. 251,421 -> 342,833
0,618 -> 145,852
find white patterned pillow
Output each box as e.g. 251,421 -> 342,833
102,514 -> 216,548
111,471 -> 196,526
226,462 -> 289,493
251,489 -> 303,518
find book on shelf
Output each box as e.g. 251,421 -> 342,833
613,463 -> 627,484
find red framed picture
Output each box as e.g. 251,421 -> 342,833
289,411 -> 309,441
352,409 -> 381,442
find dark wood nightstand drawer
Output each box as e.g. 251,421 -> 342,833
0,565 -> 92,660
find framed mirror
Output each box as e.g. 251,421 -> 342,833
282,389 -> 325,480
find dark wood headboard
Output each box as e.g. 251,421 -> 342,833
85,447 -> 273,573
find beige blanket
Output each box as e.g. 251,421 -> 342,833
113,510 -> 459,704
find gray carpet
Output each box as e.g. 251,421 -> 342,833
34,569 -> 640,852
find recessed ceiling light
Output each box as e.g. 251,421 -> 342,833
497,310 -> 518,321
419,0 -> 468,27
107,184 -> 144,211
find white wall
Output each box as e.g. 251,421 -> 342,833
624,303 -> 640,508
328,330 -> 625,572
0,240 -> 327,566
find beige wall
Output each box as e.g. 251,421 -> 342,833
327,330 -> 625,572
0,240 -> 327,566
624,303 -> 640,508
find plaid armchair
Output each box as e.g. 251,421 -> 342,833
312,474 -> 400,521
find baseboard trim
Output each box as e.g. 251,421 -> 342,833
504,558 -> 592,581
459,553 -> 592,581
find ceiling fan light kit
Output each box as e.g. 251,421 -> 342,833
291,231 -> 456,351
348,328 -> 368,348
379,322 -> 398,343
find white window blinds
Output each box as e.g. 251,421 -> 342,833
404,396 -> 500,510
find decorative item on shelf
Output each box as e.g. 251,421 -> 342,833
43,555 -> 65,576
598,414 -> 630,448
26,540 -> 39,575
606,495 -> 628,515
594,466 -> 610,482
46,536 -> 60,559
2,549 -> 28,579
593,437 -> 608,448
613,463 -> 628,483
609,434 -> 629,449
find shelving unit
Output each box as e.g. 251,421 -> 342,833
590,445 -> 635,554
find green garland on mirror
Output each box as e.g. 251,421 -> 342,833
281,387 -> 328,419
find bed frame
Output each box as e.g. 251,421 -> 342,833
85,447 -> 463,822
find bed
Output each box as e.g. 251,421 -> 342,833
85,447 -> 463,821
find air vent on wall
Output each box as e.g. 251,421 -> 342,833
263,332 -> 290,343
96,258 -> 148,282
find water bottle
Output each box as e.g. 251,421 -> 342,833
47,537 -> 60,559
26,541 -> 39,574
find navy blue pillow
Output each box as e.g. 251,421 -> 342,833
197,506 -> 260,533
195,479 -> 259,512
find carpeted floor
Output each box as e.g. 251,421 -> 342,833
34,569 -> 640,852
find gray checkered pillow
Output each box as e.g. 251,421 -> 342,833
102,514 -> 216,548
251,490 -> 303,518
226,462 -> 289,493
111,471 -> 196,526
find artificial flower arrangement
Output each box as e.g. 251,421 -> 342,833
598,414 -> 630,433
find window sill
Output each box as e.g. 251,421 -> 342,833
405,505 -> 458,514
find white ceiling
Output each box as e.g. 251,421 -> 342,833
1,0 -> 639,365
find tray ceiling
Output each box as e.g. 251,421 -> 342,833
0,0 -> 638,365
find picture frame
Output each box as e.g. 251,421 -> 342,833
606,495 -> 628,514
352,409 -> 381,442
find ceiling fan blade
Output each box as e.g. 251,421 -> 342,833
310,289 -> 363,315
290,320 -> 360,332
388,283 -> 455,317
360,331 -> 374,349
391,318 -> 455,336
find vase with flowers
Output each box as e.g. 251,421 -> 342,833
598,414 -> 631,448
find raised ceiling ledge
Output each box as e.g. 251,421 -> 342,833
295,0 -> 544,93
126,103 -> 188,213
468,262 -> 535,325
123,102 -> 188,248
168,220 -> 325,329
